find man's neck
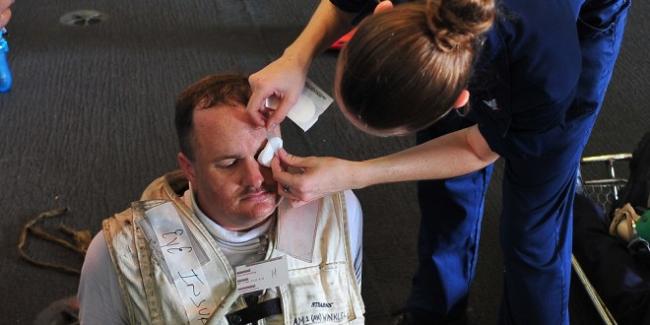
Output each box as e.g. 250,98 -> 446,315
190,191 -> 274,244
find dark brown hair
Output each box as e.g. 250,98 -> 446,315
175,74 -> 251,160
338,0 -> 495,133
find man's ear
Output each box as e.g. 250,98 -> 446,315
177,152 -> 196,184
453,89 -> 470,109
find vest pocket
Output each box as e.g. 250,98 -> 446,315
283,263 -> 357,324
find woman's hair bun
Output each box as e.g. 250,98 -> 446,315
425,0 -> 495,52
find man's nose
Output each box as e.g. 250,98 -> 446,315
241,158 -> 265,188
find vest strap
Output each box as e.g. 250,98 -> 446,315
225,297 -> 282,325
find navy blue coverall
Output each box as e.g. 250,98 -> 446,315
330,0 -> 631,323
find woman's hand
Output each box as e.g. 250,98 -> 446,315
0,0 -> 13,28
246,54 -> 309,128
270,149 -> 361,206
246,0 -> 358,129
374,0 -> 394,14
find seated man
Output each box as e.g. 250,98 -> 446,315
573,193 -> 650,324
77,74 -> 365,324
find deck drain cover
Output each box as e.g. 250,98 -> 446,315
60,10 -> 108,27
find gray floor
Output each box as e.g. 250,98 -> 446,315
0,1 -> 647,324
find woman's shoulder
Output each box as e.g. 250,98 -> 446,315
491,0 -> 582,112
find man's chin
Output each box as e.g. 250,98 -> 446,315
239,193 -> 277,216
246,198 -> 277,218
232,204 -> 274,231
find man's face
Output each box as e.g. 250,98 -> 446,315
178,103 -> 278,231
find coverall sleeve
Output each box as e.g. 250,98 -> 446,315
77,231 -> 128,325
344,190 -> 364,287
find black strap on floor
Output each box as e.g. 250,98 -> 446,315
226,297 -> 282,325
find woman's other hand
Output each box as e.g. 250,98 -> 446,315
270,149 -> 361,206
374,0 -> 394,14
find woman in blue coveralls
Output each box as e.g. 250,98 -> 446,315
246,0 -> 630,323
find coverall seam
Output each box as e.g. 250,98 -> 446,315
557,212 -> 567,323
577,0 -> 631,33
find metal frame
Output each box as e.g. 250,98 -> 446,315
572,153 -> 633,325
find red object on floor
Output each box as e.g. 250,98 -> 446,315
329,28 -> 357,50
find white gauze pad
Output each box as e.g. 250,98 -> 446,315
257,137 -> 283,167
287,95 -> 316,124
263,79 -> 333,132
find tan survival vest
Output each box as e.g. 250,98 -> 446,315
102,171 -> 365,324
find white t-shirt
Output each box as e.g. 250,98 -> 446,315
77,190 -> 363,324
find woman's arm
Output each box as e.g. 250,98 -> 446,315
246,0 -> 356,127
360,124 -> 499,187
271,124 -> 499,202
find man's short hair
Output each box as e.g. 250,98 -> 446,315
175,74 -> 251,160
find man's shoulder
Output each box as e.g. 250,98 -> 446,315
141,170 -> 188,201
104,170 -> 189,235
102,206 -> 135,234
101,206 -> 139,261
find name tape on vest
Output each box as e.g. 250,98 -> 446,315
146,202 -> 217,325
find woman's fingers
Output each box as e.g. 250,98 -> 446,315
276,148 -> 309,169
271,150 -> 321,202
270,149 -> 355,204
266,95 -> 298,128
246,76 -> 275,127
374,1 -> 394,14
276,182 -> 302,201
271,154 -> 308,200
246,55 -> 308,128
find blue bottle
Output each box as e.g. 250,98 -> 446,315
0,28 -> 12,93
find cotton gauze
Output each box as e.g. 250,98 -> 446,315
286,95 -> 316,124
257,137 -> 283,167
262,79 -> 333,132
